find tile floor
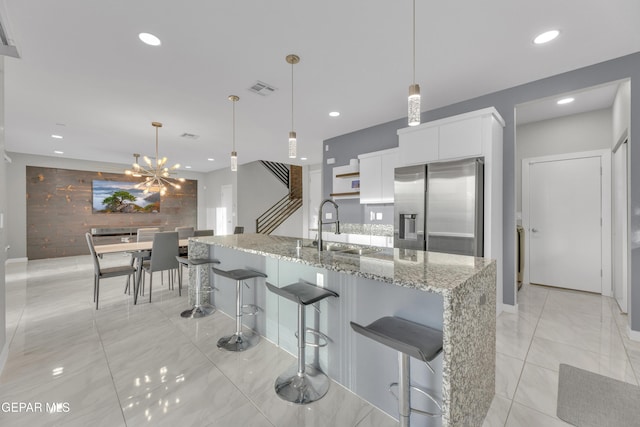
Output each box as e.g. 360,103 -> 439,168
483,281 -> 640,426
1,254 -> 639,426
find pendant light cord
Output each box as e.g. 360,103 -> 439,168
412,0 -> 416,84
155,125 -> 159,166
291,61 -> 294,130
232,99 -> 236,151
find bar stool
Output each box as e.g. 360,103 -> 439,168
350,316 -> 443,426
176,256 -> 220,318
212,267 -> 267,352
266,280 -> 339,404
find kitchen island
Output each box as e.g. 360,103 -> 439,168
188,234 -> 496,427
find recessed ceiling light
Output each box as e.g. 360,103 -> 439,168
533,30 -> 559,45
329,111 -> 340,117
557,97 -> 575,105
300,157 -> 308,161
53,150 -> 64,154
185,165 -> 192,169
139,32 -> 161,46
207,158 -> 215,161
51,134 -> 63,139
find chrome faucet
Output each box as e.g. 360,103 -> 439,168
318,199 -> 340,251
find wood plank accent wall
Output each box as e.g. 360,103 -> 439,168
26,166 -> 197,260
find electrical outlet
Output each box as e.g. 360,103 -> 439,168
327,158 -> 335,164
370,211 -> 375,221
325,212 -> 332,220
316,272 -> 324,287
325,144 -> 329,152
376,212 -> 383,220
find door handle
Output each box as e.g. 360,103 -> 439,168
531,228 -> 539,233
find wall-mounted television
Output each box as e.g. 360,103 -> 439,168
92,180 -> 160,213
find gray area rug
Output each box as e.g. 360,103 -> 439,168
557,364 -> 640,427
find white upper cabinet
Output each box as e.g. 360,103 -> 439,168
358,148 -> 399,204
398,125 -> 438,166
439,116 -> 483,159
397,107 -> 504,166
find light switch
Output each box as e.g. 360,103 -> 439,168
370,211 -> 375,221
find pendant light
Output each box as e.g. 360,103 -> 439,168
408,0 -> 421,126
229,95 -> 239,172
286,54 -> 300,159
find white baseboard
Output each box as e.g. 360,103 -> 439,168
627,325 -> 640,342
502,303 -> 518,314
5,257 -> 27,264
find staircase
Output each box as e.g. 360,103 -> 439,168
256,163 -> 303,234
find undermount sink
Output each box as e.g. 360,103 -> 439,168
323,243 -> 379,255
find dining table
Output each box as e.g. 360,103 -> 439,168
94,239 -> 189,304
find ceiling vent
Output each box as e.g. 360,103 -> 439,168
180,132 -> 199,140
248,81 -> 276,96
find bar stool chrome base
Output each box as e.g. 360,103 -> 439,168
176,257 -> 220,319
181,303 -> 215,319
274,364 -> 330,404
217,331 -> 259,352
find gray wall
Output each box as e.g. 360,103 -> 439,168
323,51 -> 640,332
324,123 -> 401,223
516,108 -> 613,212
237,161 -> 303,237
0,57 -> 7,369
5,152 -> 207,259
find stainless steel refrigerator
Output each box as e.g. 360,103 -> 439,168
394,158 -> 484,256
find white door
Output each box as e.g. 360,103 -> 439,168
217,184 -> 233,235
527,156 -> 602,293
308,169 -> 321,238
613,142 -> 628,312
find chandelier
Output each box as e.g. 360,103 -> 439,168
125,121 -> 185,196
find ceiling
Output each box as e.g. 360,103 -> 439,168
515,80 -> 623,126
2,0 -> 639,173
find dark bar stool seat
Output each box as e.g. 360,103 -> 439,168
266,280 -> 339,404
176,257 -> 220,318
212,267 -> 267,352
350,316 -> 443,426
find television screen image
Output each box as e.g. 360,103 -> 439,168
92,180 -> 160,213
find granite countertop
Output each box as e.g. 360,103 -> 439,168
192,233 -> 495,296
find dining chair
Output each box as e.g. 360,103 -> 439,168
141,231 -> 180,302
175,226 -> 195,239
175,226 -> 194,257
193,229 -> 214,237
125,227 -> 160,295
86,232 -> 137,310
